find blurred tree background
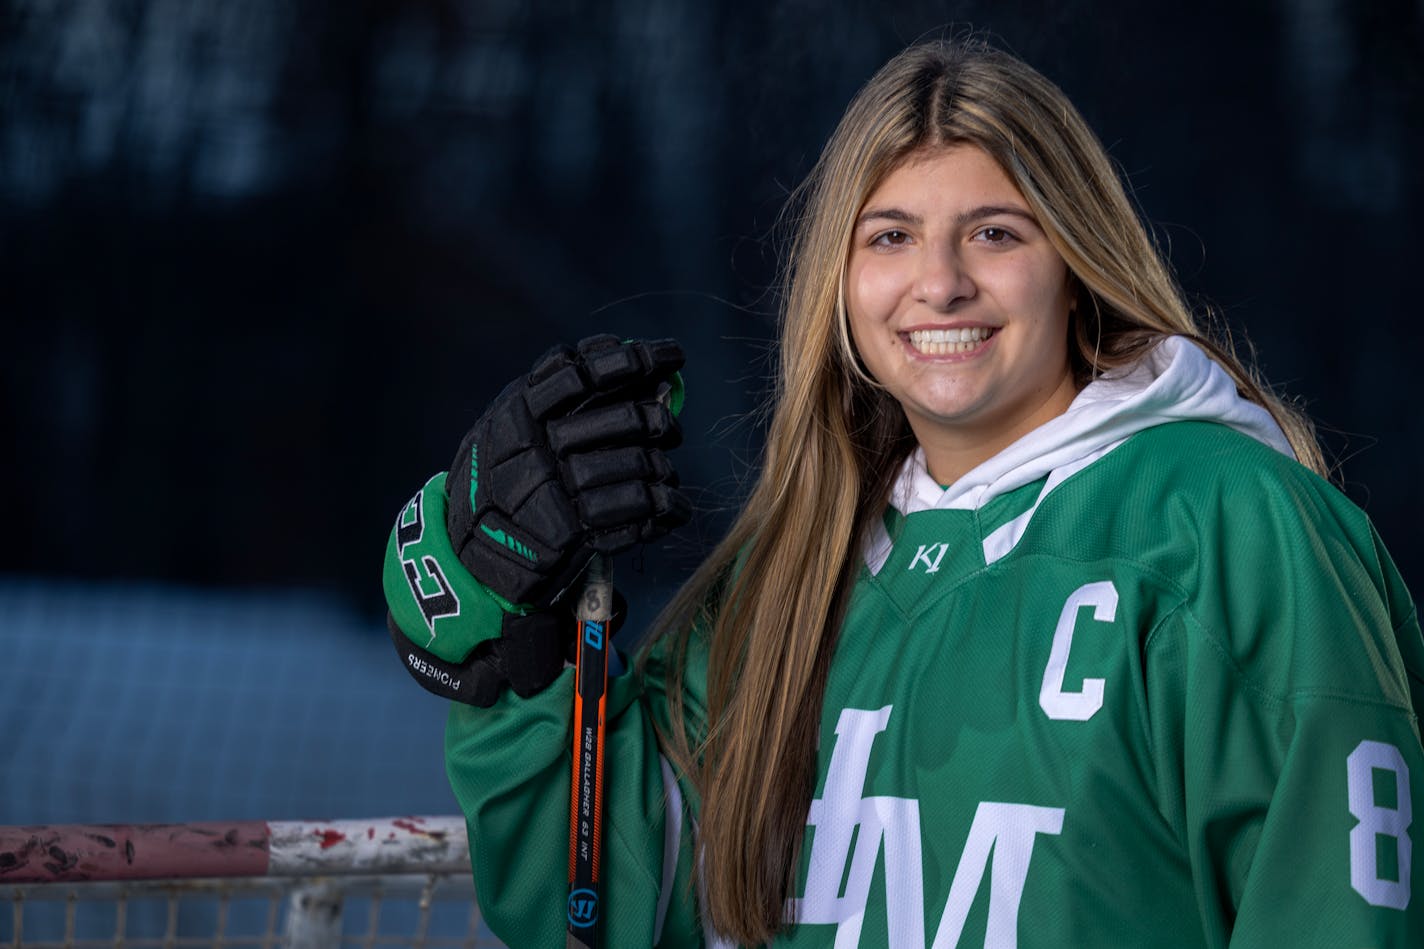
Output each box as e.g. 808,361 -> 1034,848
0,0 -> 1421,822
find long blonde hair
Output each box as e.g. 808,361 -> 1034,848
642,37 -> 1323,943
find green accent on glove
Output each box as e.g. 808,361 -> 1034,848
479,523 -> 538,563
467,443 -> 478,512
382,472 -> 531,665
665,369 -> 686,418
618,338 -> 684,418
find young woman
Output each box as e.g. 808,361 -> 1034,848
384,39 -> 1424,947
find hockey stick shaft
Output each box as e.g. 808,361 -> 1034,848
565,373 -> 682,946
567,553 -> 612,947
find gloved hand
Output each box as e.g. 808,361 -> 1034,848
446,334 -> 689,607
382,335 -> 689,706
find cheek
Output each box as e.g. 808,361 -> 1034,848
846,304 -> 880,370
845,274 -> 894,382
847,258 -> 905,327
1015,266 -> 1075,381
1004,259 -> 1072,331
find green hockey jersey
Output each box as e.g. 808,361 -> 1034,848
443,338 -> 1424,947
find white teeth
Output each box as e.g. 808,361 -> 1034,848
906,327 -> 992,355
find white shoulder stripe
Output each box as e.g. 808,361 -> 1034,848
980,442 -> 1122,565
654,755 -> 683,944
864,516 -> 894,576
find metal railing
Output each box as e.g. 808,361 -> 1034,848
0,818 -> 504,949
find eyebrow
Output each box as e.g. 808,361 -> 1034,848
855,204 -> 1039,230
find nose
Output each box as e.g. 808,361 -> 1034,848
914,242 -> 976,310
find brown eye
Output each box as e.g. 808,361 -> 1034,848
873,229 -> 909,247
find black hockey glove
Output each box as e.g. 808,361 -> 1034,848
445,334 -> 689,607
382,335 -> 688,706
383,482 -> 627,708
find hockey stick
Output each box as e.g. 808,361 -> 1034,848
567,552 -> 612,947
566,369 -> 682,947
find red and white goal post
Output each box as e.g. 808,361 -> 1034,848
0,817 -> 506,949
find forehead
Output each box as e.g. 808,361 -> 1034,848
863,145 -> 1026,209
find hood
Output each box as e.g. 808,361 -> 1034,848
866,336 -> 1294,572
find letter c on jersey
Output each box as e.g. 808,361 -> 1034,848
1039,581 -> 1117,721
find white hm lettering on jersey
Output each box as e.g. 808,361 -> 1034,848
788,707 -> 1065,948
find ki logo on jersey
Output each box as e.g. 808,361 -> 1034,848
908,542 -> 950,574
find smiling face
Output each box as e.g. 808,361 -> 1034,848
846,145 -> 1079,484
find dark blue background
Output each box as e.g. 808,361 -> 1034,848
2,0 -> 1420,824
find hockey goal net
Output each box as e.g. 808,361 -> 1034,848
0,817 -> 506,949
